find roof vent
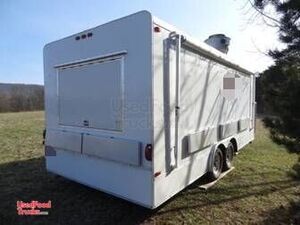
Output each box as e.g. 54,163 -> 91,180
204,34 -> 230,54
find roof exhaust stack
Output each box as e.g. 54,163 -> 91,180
204,34 -> 230,54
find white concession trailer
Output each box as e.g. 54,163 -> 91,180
44,11 -> 256,208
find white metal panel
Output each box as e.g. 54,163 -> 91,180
235,74 -> 251,120
187,127 -> 218,153
154,146 -> 212,207
219,121 -> 238,140
238,118 -> 250,132
152,27 -> 169,175
179,51 -> 224,132
46,130 -> 82,153
82,134 -> 141,166
46,149 -> 153,208
58,58 -> 123,131
44,11 -> 153,170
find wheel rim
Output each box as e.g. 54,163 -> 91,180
213,151 -> 222,175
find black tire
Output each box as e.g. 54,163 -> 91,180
223,142 -> 234,171
208,147 -> 224,180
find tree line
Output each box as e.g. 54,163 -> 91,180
253,0 -> 299,151
0,84 -> 44,113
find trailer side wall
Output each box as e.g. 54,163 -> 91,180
152,21 -> 255,207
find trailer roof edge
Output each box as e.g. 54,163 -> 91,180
152,15 -> 254,76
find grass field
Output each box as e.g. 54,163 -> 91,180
0,111 -> 299,225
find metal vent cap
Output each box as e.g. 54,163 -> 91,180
204,34 -> 231,54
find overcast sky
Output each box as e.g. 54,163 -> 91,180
0,0 -> 282,84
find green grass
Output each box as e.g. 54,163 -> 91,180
0,111 -> 299,225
